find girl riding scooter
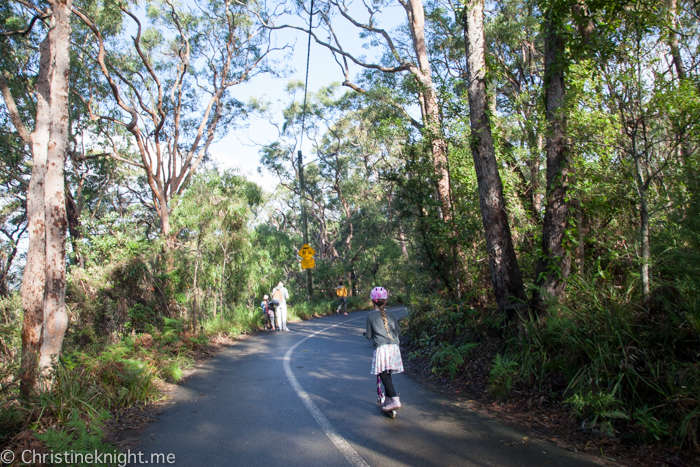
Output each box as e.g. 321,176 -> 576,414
365,286 -> 404,412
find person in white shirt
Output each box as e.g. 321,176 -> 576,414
271,281 -> 290,331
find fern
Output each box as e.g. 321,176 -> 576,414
34,410 -> 119,466
487,353 -> 518,400
431,342 -> 478,380
565,391 -> 630,436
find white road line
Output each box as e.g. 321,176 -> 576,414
283,316 -> 370,467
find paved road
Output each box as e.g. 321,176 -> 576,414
132,306 -> 600,466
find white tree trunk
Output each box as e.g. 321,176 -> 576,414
39,0 -> 72,373
18,36 -> 51,396
405,0 -> 452,219
3,0 -> 73,394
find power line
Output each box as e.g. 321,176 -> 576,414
299,0 -> 315,154
298,0 -> 315,299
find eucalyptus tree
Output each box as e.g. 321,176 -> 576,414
460,0 -> 526,318
529,0 -> 628,311
72,0 -> 281,242
260,0 -> 455,222
1,0 -> 72,394
528,0 -> 573,311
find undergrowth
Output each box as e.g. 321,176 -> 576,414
402,279 -> 700,455
0,295 -> 267,459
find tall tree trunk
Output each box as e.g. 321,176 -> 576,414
463,0 -> 527,319
11,0 -> 72,395
533,7 -> 571,312
19,37 -> 51,397
219,244 -> 228,318
404,0 -> 452,219
161,206 -> 171,241
192,254 -> 199,330
39,0 -> 71,375
666,0 -> 699,236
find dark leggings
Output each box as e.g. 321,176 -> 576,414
379,371 -> 397,398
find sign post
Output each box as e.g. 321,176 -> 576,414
298,151 -> 313,298
298,244 -> 316,270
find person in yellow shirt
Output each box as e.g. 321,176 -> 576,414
336,280 -> 348,315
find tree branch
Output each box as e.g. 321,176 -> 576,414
0,73 -> 31,145
0,13 -> 50,37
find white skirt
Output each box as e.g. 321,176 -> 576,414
371,344 -> 404,375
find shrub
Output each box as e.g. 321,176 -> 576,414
565,391 -> 629,436
431,342 -> 478,380
487,353 -> 518,400
34,410 -> 117,467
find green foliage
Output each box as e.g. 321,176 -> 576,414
502,276 -> 700,445
200,305 -> 261,336
34,410 -> 117,467
487,353 -> 519,400
632,405 -> 670,443
565,391 -> 629,437
431,342 -> 478,380
0,294 -> 23,442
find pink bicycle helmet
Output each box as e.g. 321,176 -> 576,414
370,286 -> 388,301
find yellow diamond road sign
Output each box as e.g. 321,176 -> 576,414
298,244 -> 315,259
301,258 -> 315,269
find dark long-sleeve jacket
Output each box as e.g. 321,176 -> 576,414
365,309 -> 400,349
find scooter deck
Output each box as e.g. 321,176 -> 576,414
378,398 -> 397,418
383,408 -> 397,418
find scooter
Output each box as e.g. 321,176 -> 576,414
377,374 -> 397,419
364,331 -> 397,418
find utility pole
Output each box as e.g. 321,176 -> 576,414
298,150 -> 313,299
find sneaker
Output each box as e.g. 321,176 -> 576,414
343,312 -> 348,315
283,327 -> 290,331
382,397 -> 401,412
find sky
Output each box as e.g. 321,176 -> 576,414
208,4 -> 406,190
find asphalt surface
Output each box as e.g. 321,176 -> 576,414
131,306 -> 601,467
